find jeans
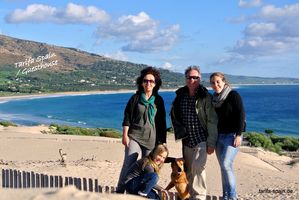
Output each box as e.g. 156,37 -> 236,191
116,139 -> 151,193
183,142 -> 207,200
216,133 -> 240,200
125,172 -> 160,200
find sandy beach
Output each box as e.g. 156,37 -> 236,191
0,125 -> 298,200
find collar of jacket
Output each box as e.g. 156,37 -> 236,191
175,85 -> 208,99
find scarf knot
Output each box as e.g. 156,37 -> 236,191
139,93 -> 156,126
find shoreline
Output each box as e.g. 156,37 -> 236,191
1,83 -> 299,102
0,88 -> 178,103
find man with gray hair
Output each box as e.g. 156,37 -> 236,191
170,65 -> 218,200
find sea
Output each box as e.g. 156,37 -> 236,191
0,85 -> 298,138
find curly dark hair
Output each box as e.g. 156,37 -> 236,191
136,67 -> 162,93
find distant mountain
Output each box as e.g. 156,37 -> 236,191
0,34 -> 298,94
201,74 -> 299,85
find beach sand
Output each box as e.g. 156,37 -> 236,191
0,125 -> 298,200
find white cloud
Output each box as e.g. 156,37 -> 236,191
230,3 -> 299,57
95,12 -> 180,53
59,3 -> 109,24
5,4 -> 57,23
5,3 -> 110,24
244,22 -> 278,36
162,62 -> 172,70
5,5 -> 179,53
104,51 -> 128,61
239,0 -> 262,8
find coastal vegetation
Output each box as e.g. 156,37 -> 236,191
0,120 -> 17,127
0,120 -> 298,155
47,124 -> 121,138
244,131 -> 299,154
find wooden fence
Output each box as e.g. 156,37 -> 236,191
1,168 -> 221,200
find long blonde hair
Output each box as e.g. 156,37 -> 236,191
143,144 -> 169,173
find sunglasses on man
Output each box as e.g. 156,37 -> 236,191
186,76 -> 200,80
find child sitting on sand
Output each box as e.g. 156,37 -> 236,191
124,144 -> 169,200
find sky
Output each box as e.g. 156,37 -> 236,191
1,0 -> 299,78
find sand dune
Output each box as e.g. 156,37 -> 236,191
0,125 -> 298,200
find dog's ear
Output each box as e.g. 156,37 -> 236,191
176,158 -> 184,166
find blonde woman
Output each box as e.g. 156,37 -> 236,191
210,72 -> 246,200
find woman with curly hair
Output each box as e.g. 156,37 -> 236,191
116,67 -> 167,193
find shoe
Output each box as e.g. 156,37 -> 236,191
138,191 -> 147,197
115,188 -> 125,194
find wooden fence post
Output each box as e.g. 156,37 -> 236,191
59,176 -> 63,188
98,185 -> 103,193
26,172 -> 30,188
88,178 -> 93,192
54,176 -> 58,187
78,178 -> 82,190
50,176 -> 54,188
41,174 -> 44,188
4,169 -> 8,188
13,170 -> 17,188
22,171 -> 26,188
83,178 -> 87,191
65,177 -> 69,186
9,169 -> 13,188
69,177 -> 73,185
18,170 -> 22,188
31,171 -> 35,188
36,173 -> 40,188
105,185 -> 110,193
45,174 -> 49,188
2,169 -> 5,188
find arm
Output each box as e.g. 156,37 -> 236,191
155,95 -> 167,144
205,94 -> 218,153
122,126 -> 130,147
232,91 -> 246,135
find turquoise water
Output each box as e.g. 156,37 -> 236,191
0,85 -> 298,137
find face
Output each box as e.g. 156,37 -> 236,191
186,69 -> 201,91
142,74 -> 156,93
210,75 -> 225,94
153,151 -> 167,165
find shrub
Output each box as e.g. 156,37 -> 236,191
244,132 -> 299,154
49,124 -> 121,138
0,121 -> 17,127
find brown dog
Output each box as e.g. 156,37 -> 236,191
165,158 -> 190,200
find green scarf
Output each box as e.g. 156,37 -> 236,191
139,93 -> 156,126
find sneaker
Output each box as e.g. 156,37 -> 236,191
138,191 -> 147,197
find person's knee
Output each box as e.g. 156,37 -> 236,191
221,159 -> 232,171
148,172 -> 159,183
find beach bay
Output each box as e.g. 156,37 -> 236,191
0,85 -> 298,137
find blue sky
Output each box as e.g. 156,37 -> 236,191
1,0 -> 299,78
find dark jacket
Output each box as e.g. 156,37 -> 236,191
170,85 -> 218,148
122,91 -> 167,145
215,90 -> 246,135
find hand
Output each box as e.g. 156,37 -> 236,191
122,126 -> 130,147
207,146 -> 215,155
233,135 -> 242,147
122,134 -> 130,147
161,189 -> 169,200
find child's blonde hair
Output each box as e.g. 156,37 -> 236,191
143,144 -> 169,172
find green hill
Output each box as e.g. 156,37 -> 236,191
0,34 -> 298,95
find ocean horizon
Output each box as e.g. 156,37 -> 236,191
0,85 -> 298,138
